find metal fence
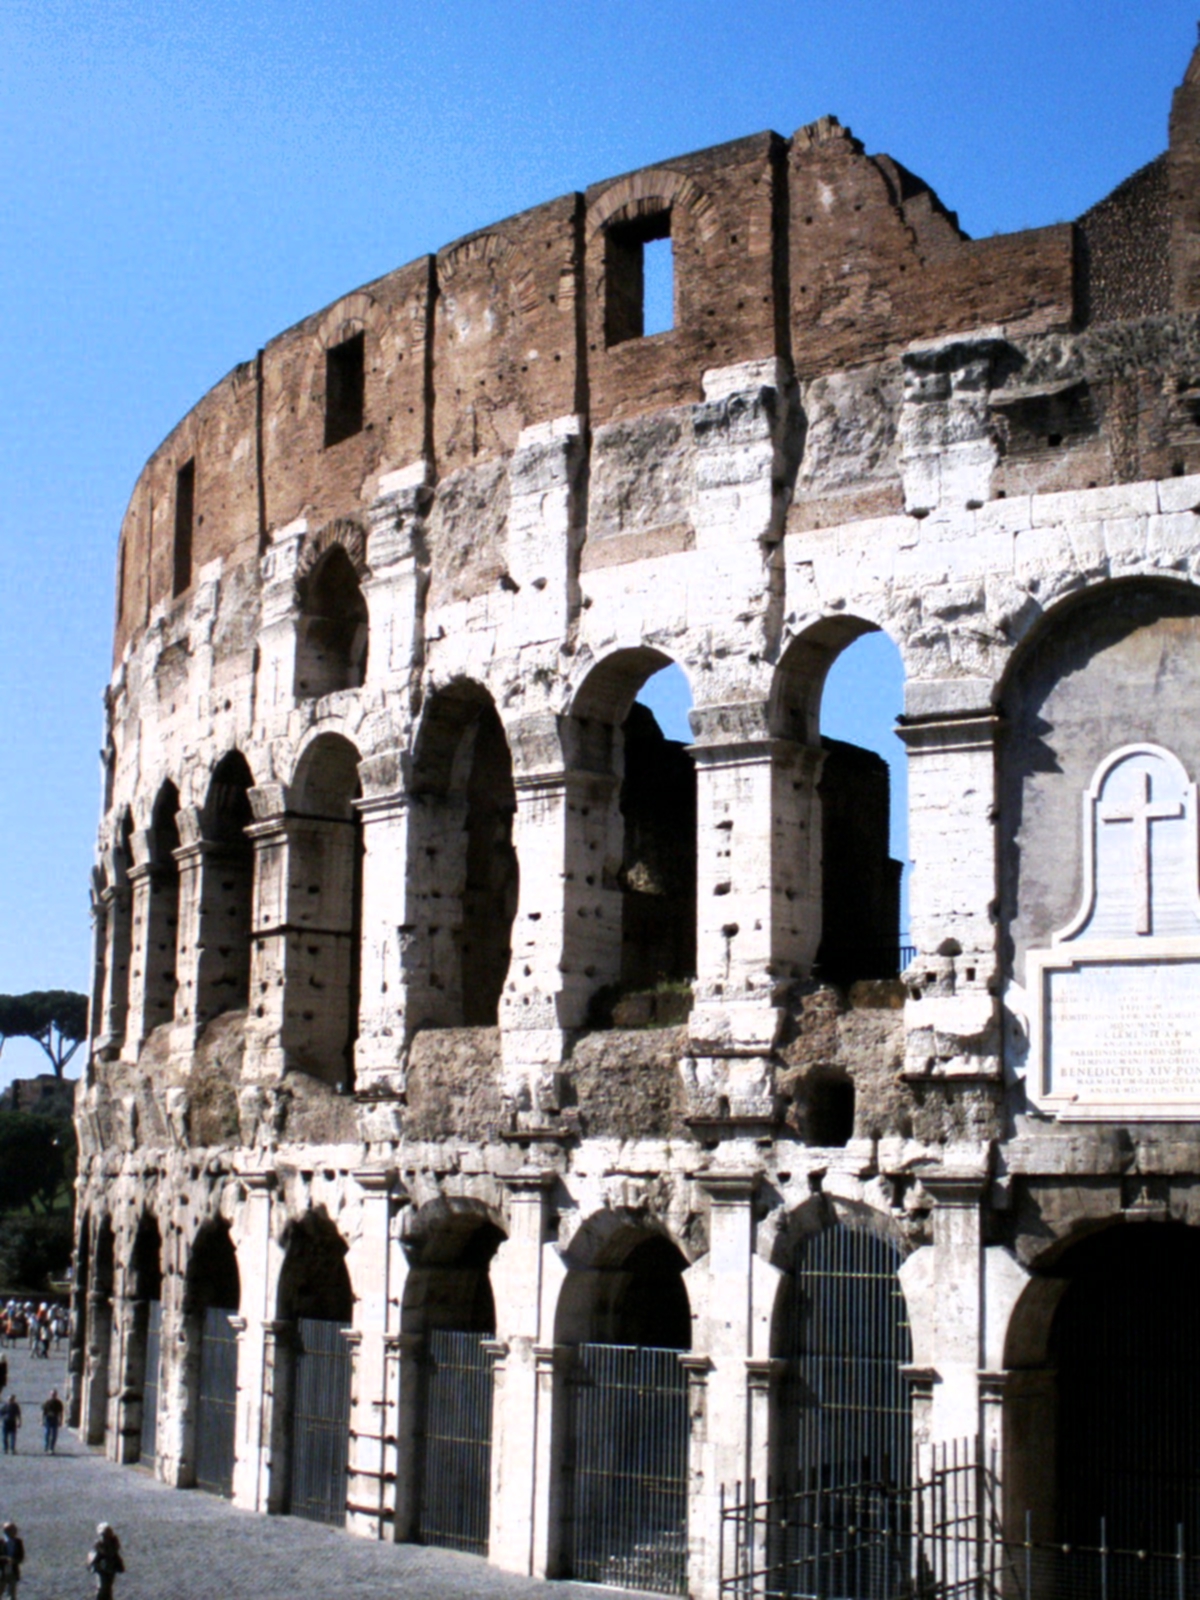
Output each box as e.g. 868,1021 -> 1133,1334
419,1329 -> 495,1556
720,1438 -> 1200,1600
289,1318 -> 352,1526
569,1343 -> 689,1597
140,1299 -> 161,1466
195,1305 -> 238,1497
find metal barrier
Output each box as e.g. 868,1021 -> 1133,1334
140,1299 -> 161,1466
720,1438 -> 1200,1600
288,1318 -> 352,1525
569,1343 -> 689,1597
419,1329 -> 495,1555
195,1305 -> 238,1497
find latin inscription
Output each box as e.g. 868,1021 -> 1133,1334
1046,961 -> 1200,1102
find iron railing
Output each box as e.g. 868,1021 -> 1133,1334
140,1299 -> 161,1466
288,1318 -> 352,1525
419,1329 -> 495,1556
720,1438 -> 1200,1600
195,1305 -> 238,1497
569,1343 -> 689,1597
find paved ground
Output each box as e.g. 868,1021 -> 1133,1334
0,1340 -> 650,1600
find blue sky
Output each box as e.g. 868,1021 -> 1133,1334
1,1 -> 1196,1085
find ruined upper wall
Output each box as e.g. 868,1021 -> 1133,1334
113,48 -> 1200,661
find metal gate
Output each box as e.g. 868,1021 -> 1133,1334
781,1222 -> 912,1492
419,1329 -> 495,1555
140,1299 -> 161,1465
569,1343 -> 689,1596
195,1305 -> 238,1497
288,1318 -> 352,1525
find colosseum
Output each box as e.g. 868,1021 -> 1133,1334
72,35 -> 1200,1599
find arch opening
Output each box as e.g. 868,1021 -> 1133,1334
83,1217 -> 115,1448
399,1210 -> 505,1556
568,651 -> 696,1030
272,1213 -> 353,1526
195,751 -> 255,1024
555,1218 -> 692,1593
184,1222 -> 240,1497
294,543 -> 368,697
769,1215 -> 912,1492
126,1214 -> 163,1467
1004,1221 -> 1200,1575
408,682 -> 518,1031
772,624 -> 906,987
286,734 -> 363,1088
137,782 -> 182,1037
98,810 -> 135,1055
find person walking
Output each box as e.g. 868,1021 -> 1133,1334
0,1399 -> 19,1456
40,1390 -> 62,1454
0,1522 -> 24,1599
87,1525 -> 123,1600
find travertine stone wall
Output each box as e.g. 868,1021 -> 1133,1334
77,40 -> 1200,1600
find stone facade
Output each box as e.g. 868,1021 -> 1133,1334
75,39 -> 1200,1596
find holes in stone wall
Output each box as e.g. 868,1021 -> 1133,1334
605,210 -> 673,346
324,332 -> 365,447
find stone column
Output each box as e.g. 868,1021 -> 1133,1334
490,1170 -> 557,1574
392,1332 -> 424,1542
260,1319 -> 294,1514
921,1166 -> 988,1447
123,828 -> 179,1057
530,1343 -> 572,1579
687,710 -> 821,1117
687,1172 -> 762,1600
111,1292 -> 147,1465
897,693 -> 1000,1078
354,776 -> 412,1096
345,1168 -> 403,1540
82,1285 -> 114,1448
96,880 -> 132,1059
231,1169 -> 277,1512
499,710 -> 622,1095
363,469 -> 433,694
171,815 -> 254,1055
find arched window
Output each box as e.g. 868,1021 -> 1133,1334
772,622 -> 905,985
287,734 -> 363,1087
194,751 -> 254,1022
294,544 -> 368,698
408,682 -> 517,1030
566,650 -> 696,1030
134,783 -> 182,1037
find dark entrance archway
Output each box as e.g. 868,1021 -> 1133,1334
125,1214 -> 162,1466
557,1224 -> 692,1597
770,1215 -> 912,1492
401,1208 -> 504,1556
1053,1224 -> 1200,1559
185,1222 -> 240,1497
273,1213 -> 353,1525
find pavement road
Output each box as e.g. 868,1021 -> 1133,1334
0,1335 -> 649,1600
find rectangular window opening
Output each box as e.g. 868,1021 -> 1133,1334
324,332 -> 365,447
605,211 -> 673,347
173,460 -> 194,599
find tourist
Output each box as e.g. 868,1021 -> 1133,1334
0,1521 -> 24,1599
40,1390 -> 62,1454
0,1399 -> 19,1456
87,1525 -> 124,1600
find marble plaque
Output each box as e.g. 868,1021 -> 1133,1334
1026,743 -> 1200,1118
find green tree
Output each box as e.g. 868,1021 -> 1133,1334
0,1113 -> 70,1214
0,990 -> 88,1077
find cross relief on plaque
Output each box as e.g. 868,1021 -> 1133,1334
1061,744 -> 1200,944
1026,743 -> 1200,1119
